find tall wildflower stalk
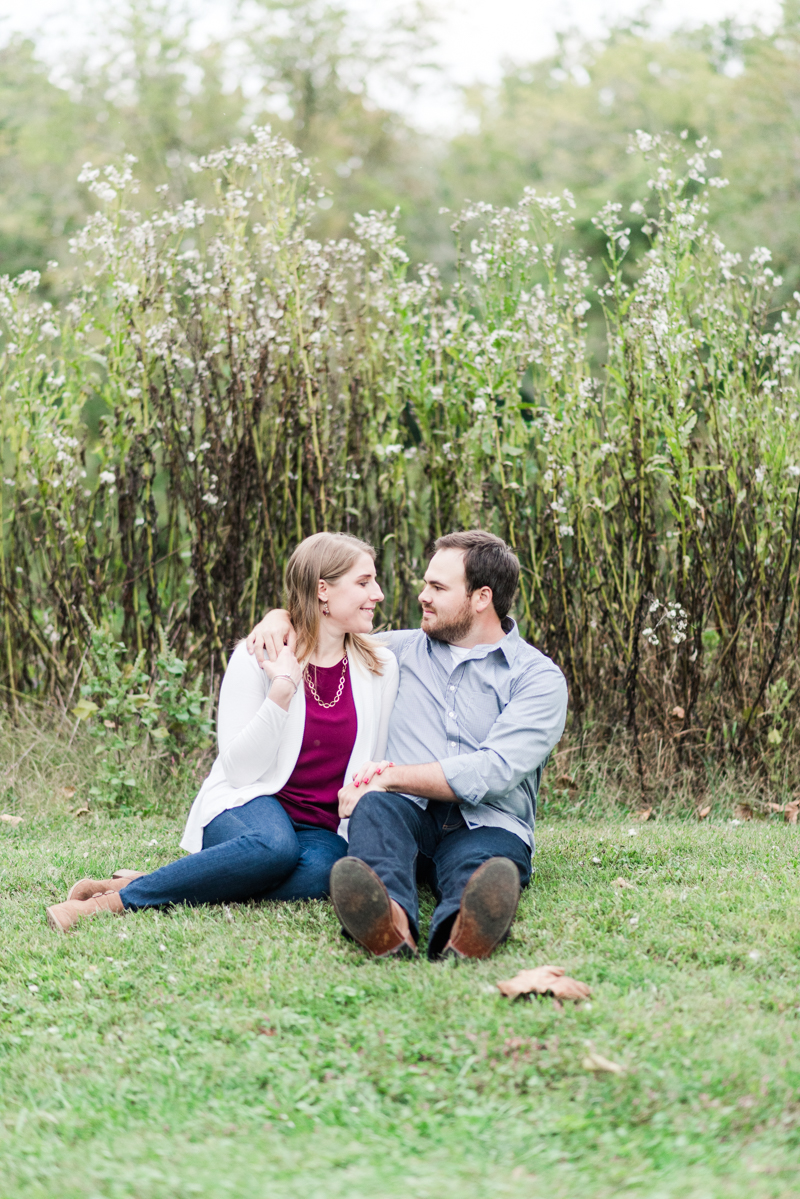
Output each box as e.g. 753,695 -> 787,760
2,126 -> 800,778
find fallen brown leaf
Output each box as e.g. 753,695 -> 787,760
785,801 -> 800,825
734,803 -> 753,821
671,705 -> 685,720
582,1050 -> 624,1075
556,774 -> 578,791
497,965 -> 591,1002
766,802 -> 784,813
697,805 -> 712,820
73,807 -> 90,818
0,813 -> 22,826
549,973 -> 591,1000
635,807 -> 653,822
612,876 -> 635,890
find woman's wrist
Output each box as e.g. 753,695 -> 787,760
272,672 -> 300,693
267,675 -> 298,710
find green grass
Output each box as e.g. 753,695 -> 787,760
2,810 -> 800,1198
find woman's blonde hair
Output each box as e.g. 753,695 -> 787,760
285,532 -> 384,675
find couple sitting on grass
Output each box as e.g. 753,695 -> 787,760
47,529 -> 567,960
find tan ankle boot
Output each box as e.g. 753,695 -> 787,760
47,890 -> 125,933
67,871 -> 145,902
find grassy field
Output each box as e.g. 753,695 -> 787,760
2,808 -> 800,1199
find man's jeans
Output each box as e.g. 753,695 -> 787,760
346,791 -> 532,958
121,794 -> 347,911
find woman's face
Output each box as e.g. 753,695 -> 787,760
321,552 -> 384,635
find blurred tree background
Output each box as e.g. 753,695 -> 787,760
2,0 -> 800,289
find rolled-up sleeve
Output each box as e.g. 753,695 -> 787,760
439,662 -> 568,806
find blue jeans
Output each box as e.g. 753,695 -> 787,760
346,791 -> 532,958
120,794 -> 347,911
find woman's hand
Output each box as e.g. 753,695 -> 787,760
338,776 -> 385,818
351,759 -> 395,788
263,645 -> 303,711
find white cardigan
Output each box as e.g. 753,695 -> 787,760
180,641 -> 399,853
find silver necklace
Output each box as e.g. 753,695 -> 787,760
304,655 -> 348,709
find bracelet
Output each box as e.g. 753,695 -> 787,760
272,673 -> 299,693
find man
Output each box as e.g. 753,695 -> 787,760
248,530 -> 567,960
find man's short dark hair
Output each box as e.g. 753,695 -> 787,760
434,530 -> 519,620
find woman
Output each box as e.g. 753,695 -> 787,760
46,532 -> 398,932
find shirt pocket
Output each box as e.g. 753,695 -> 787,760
457,686 -> 503,742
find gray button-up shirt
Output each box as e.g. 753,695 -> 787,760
379,620 -> 568,849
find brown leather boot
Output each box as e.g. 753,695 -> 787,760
46,890 -> 125,933
441,857 -> 520,960
67,872 -> 145,902
330,857 -> 417,958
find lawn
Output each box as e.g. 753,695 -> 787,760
1,809 -> 800,1198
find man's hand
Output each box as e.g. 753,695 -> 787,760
366,762 -> 456,802
246,609 -> 296,667
338,777 -> 386,818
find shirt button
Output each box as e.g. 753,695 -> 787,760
449,686 -> 455,691
449,711 -> 455,718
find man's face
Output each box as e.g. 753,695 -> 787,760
417,548 -> 475,644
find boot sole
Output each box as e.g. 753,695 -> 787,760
46,906 -> 69,933
330,858 -> 414,958
447,857 -> 520,959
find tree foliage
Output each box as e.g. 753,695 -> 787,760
442,8 -> 800,297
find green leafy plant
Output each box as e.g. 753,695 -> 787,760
3,124 -> 800,790
73,616 -> 212,811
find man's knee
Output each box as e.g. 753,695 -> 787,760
469,833 -> 531,887
349,789 -> 404,832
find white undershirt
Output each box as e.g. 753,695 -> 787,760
448,644 -> 472,666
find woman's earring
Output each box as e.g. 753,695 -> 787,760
322,602 -> 330,616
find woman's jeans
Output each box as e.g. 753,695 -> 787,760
120,794 -> 346,911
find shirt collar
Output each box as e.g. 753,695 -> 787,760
425,617 -> 520,666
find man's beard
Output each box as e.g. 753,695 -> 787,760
424,598 -> 474,645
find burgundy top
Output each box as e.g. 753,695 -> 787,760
276,658 -> 357,833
